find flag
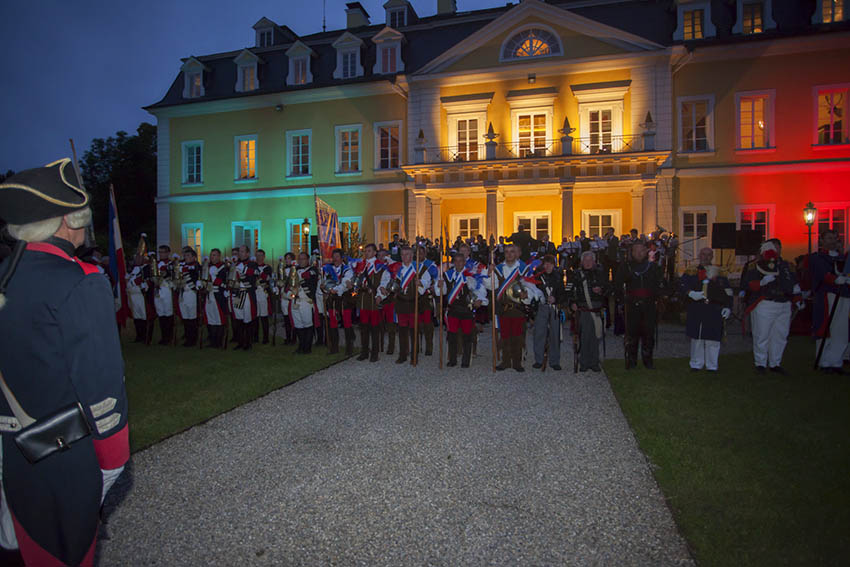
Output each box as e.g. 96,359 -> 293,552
314,194 -> 340,262
108,184 -> 130,327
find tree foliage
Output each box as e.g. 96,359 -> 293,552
80,123 -> 156,249
0,169 -> 15,183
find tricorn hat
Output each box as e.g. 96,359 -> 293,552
0,158 -> 89,224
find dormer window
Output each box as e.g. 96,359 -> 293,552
500,26 -> 562,62
181,57 -> 209,99
733,0 -> 775,34
286,41 -> 315,86
384,0 -> 416,28
233,49 -> 263,93
822,0 -> 844,22
743,2 -> 763,33
674,1 -> 716,40
257,28 -> 273,48
332,32 -> 365,80
683,9 -> 704,39
371,26 -> 404,75
381,46 -> 397,73
388,8 -> 406,28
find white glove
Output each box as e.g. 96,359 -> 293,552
796,301 -> 805,310
836,275 -> 848,285
688,290 -> 705,301
759,274 -> 776,286
141,283 -> 149,292
721,307 -> 731,319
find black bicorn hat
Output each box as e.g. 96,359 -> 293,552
0,158 -> 89,224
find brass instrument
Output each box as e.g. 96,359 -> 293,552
287,264 -> 300,300
276,257 -> 286,284
504,280 -> 525,305
351,271 -> 367,296
172,258 -> 184,290
200,257 -> 211,293
150,252 -> 161,286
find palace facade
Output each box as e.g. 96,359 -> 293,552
146,0 -> 850,266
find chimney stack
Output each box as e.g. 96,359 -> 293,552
437,0 -> 457,16
346,2 -> 371,28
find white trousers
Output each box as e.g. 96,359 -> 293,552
256,287 -> 270,317
205,294 -> 225,326
291,296 -> 314,329
154,285 -> 173,316
816,293 -> 850,369
179,290 -> 197,320
233,291 -> 254,323
690,339 -> 721,370
127,287 -> 146,320
751,300 -> 790,368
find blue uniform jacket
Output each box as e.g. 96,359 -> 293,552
679,265 -> 732,341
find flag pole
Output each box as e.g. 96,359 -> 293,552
438,217 -> 444,370
490,247 -> 497,372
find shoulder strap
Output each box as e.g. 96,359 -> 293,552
0,370 -> 35,428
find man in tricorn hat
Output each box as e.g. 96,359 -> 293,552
0,159 -> 130,566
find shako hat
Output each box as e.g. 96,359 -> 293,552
0,158 -> 89,224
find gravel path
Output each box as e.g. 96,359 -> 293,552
98,326 -> 698,566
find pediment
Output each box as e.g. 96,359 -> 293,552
180,56 -> 209,73
233,49 -> 264,65
372,26 -> 405,43
286,40 -> 316,58
332,31 -> 365,49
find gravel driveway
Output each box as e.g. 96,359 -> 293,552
98,327 -> 695,566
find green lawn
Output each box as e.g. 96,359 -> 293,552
606,337 -> 850,566
121,324 -> 347,452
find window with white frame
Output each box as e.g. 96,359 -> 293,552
375,122 -> 400,169
188,72 -> 202,98
257,29 -> 273,48
287,129 -> 311,178
286,219 -> 311,254
451,214 -> 484,240
572,82 -> 628,154
286,41 -> 315,86
388,8 -> 406,28
371,27 -> 405,76
683,9 -> 704,39
338,216 -> 362,252
742,2 -> 764,33
517,112 -> 549,157
457,118 -> 480,161
333,32 -> 364,80
181,57 -> 207,99
815,86 -> 848,145
182,223 -> 203,256
375,216 -> 402,247
233,50 -> 262,93
821,0 -> 844,22
232,221 -> 261,253
678,96 -> 714,152
501,27 -> 562,61
381,45 -> 398,74
335,125 -> 361,174
234,135 -> 258,180
293,58 -> 308,85
241,65 -> 257,92
181,141 -> 203,185
582,209 -> 622,238
342,51 -> 357,79
736,91 -> 774,150
681,209 -> 711,263
738,208 -> 769,240
515,212 -> 551,240
818,205 -> 849,246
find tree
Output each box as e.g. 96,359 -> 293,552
80,123 -> 156,250
0,169 -> 15,183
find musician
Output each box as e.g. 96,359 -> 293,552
679,248 -> 732,372
741,240 -> 798,374
376,248 -> 397,356
322,249 -> 354,355
353,244 -> 390,362
231,245 -> 258,351
416,245 -> 439,356
437,253 -> 488,367
178,247 -> 200,347
810,229 -> 848,374
154,244 -> 176,345
387,246 -> 432,364
493,244 -> 542,372
569,252 -> 609,372
278,252 -> 296,345
532,255 -> 565,371
286,252 -> 319,354
254,249 -> 273,344
126,250 -> 153,343
614,242 -> 666,369
204,248 -> 228,348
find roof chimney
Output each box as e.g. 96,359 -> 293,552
346,2 -> 371,28
437,0 -> 457,15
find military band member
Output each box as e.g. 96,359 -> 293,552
154,244 -> 176,345
178,247 -> 200,347
679,248 -> 732,372
126,252 -> 153,343
287,252 -> 319,354
204,248 -> 229,348
438,253 -> 488,367
231,245 -> 258,351
493,244 -> 541,372
811,230 -> 849,374
532,255 -> 565,370
742,240 -> 798,374
322,248 -> 354,355
0,159 -> 129,566
387,246 -> 432,364
376,248 -> 397,356
278,252 -> 296,345
569,252 -> 609,372
254,249 -> 273,344
353,243 -> 390,362
416,245 -> 439,356
614,242 -> 665,369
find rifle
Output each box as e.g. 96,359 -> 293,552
412,256 -> 419,366
271,250 -> 278,346
490,248 -> 497,372
572,308 -> 581,373
814,274 -> 848,369
438,242 -> 444,370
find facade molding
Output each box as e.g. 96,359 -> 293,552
156,182 -> 407,204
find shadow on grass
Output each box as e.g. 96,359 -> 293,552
605,336 -> 850,566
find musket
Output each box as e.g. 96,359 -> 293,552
198,256 -> 209,350
438,246 -> 444,370
412,256 -> 420,367
572,308 -> 581,374
271,251 -> 278,347
490,248 -> 497,372
814,264 -> 848,369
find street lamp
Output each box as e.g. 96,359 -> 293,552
803,202 -> 817,255
302,217 -> 311,236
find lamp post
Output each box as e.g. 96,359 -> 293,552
803,202 -> 816,256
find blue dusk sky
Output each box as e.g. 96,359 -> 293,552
0,0 -> 497,173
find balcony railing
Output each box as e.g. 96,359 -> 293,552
414,134 -> 650,165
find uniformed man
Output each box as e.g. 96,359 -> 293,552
204,248 -> 229,348
741,240 -> 798,374
377,248 -> 397,356
570,251 -> 609,372
531,255 -> 565,370
278,252 -> 296,345
353,243 -> 390,362
322,248 -> 354,355
614,242 -> 666,369
438,252 -> 488,367
0,159 -> 129,566
254,249 -> 273,344
231,245 -> 258,351
126,251 -> 153,344
810,229 -> 849,374
493,244 -> 541,372
287,252 -> 319,354
388,246 -> 432,364
679,247 -> 732,372
178,247 -> 201,347
416,245 -> 438,356
154,244 -> 176,345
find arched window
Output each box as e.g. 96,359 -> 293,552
502,28 -> 561,60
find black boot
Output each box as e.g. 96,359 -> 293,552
183,319 -> 197,347
424,323 -> 434,356
358,325 -> 370,361
302,328 -> 313,354
328,327 -> 340,354
447,332 -> 458,367
260,317 -> 269,344
625,336 -> 638,369
512,336 -> 525,372
385,323 -> 396,356
370,326 -> 380,362
344,327 -> 355,356
315,317 -> 325,346
496,335 -> 510,371
232,320 -> 244,350
158,316 -> 172,345
134,319 -> 145,342
395,326 -> 409,364
461,333 -> 473,368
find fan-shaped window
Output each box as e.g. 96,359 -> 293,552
502,28 -> 561,60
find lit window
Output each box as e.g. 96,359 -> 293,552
258,29 -> 273,47
289,220 -> 310,254
817,88 -> 848,145
182,224 -> 203,256
339,220 -> 361,253
738,94 -> 769,149
293,58 -> 307,85
502,28 -> 561,60
740,209 -> 769,239
818,207 -> 848,245
233,222 -> 260,253
742,2 -> 763,33
376,217 -> 401,247
288,130 -> 311,177
377,124 -> 399,169
342,51 -> 357,79
336,126 -> 361,173
388,8 -> 406,28
457,119 -> 479,161
681,100 -> 710,151
516,213 -> 550,240
182,142 -> 203,184
518,113 -> 548,156
241,66 -> 256,91
683,9 -> 704,39
188,73 -> 202,98
588,109 -> 612,154
235,136 -> 257,180
823,0 -> 844,22
381,46 -> 397,74
456,216 -> 481,240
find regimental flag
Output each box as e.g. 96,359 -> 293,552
108,184 -> 131,327
314,195 -> 340,262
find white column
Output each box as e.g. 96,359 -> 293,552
560,179 -> 575,241
431,196 -> 442,240
631,185 -> 645,235
496,191 -> 505,238
485,184 -> 498,240
642,178 -> 657,235
414,191 -> 427,238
